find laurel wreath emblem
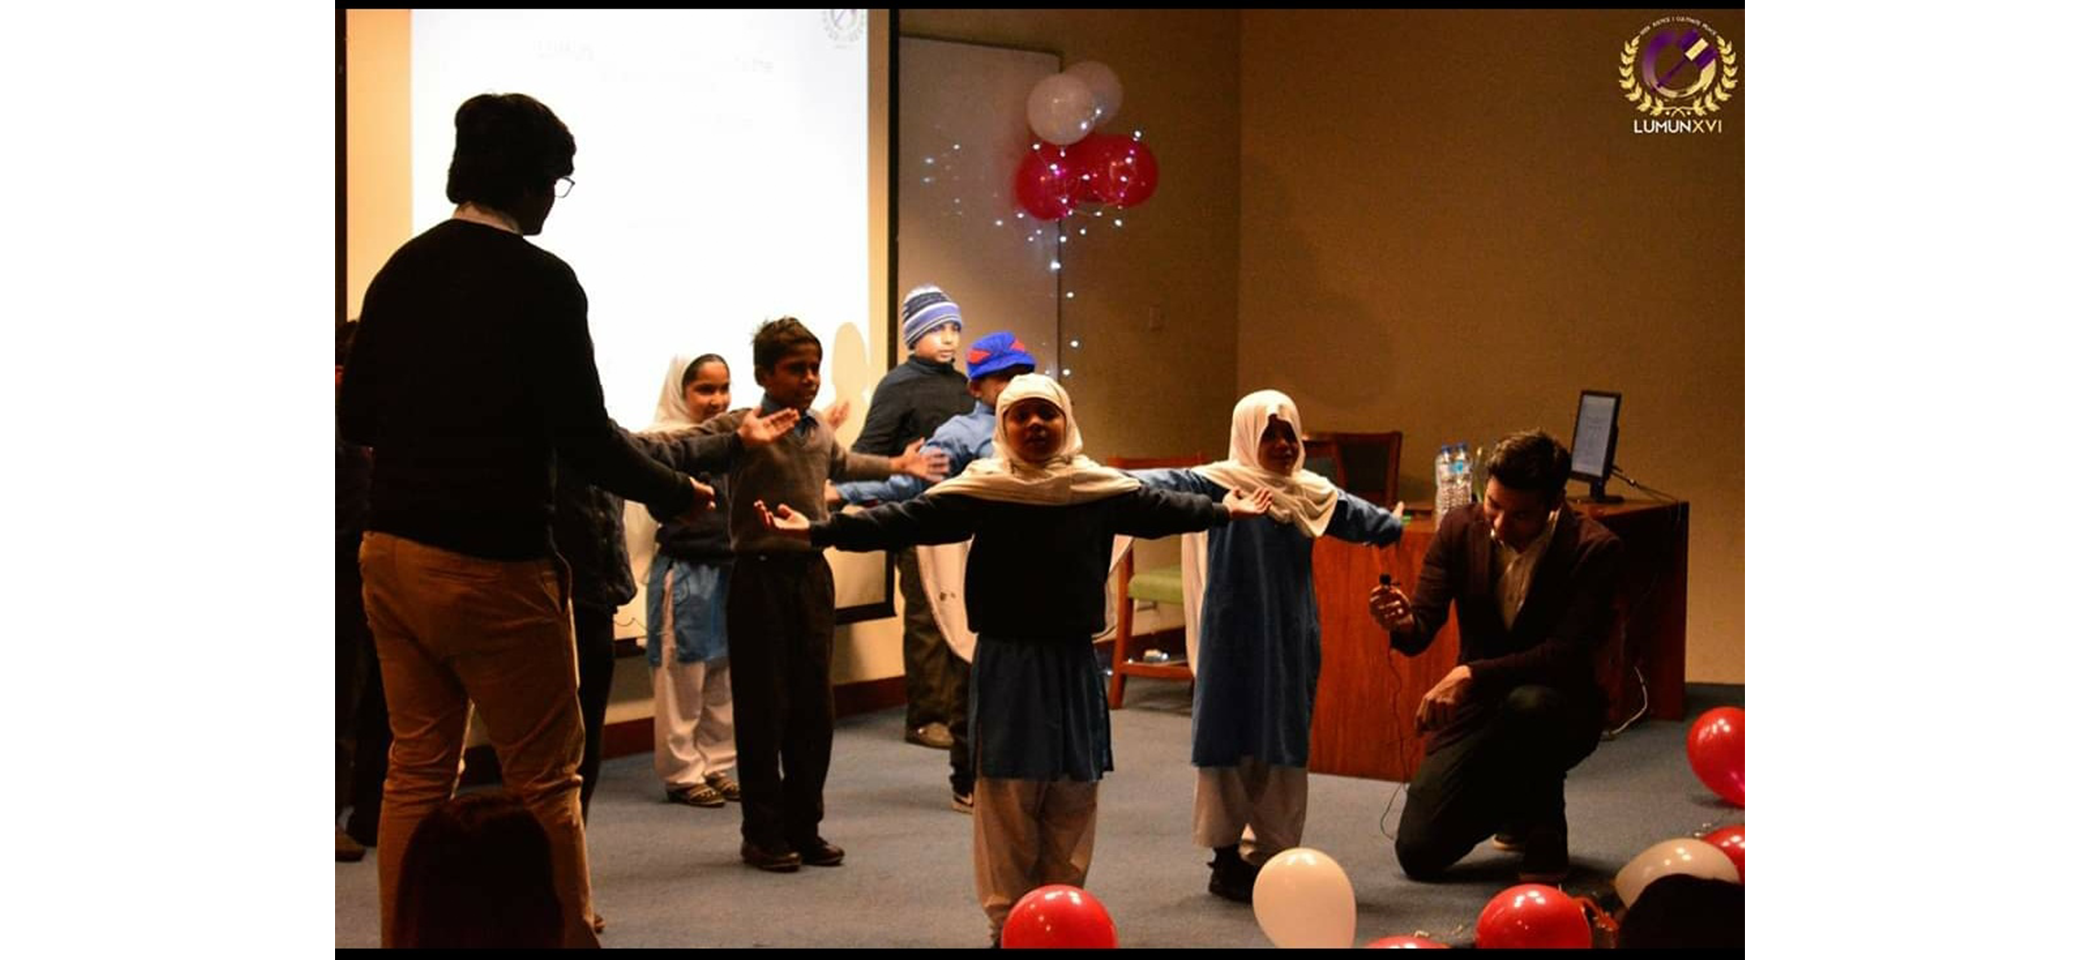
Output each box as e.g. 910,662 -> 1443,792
1619,34 -> 1738,117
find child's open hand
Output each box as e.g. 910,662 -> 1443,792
893,438 -> 951,481
670,476 -> 718,523
739,407 -> 801,447
754,499 -> 812,538
1222,487 -> 1274,518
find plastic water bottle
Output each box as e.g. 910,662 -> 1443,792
1450,443 -> 1472,514
1434,445 -> 1455,517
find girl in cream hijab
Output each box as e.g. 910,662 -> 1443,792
760,374 -> 1271,943
1128,389 -> 1405,904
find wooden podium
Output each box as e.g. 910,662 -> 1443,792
1307,499 -> 1690,782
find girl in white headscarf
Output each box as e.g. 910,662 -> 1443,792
626,353 -> 742,809
759,374 -> 1272,943
1128,389 -> 1404,904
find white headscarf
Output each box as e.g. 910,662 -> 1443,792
627,353 -> 712,585
1194,389 -> 1340,537
926,373 -> 1139,506
646,354 -> 702,431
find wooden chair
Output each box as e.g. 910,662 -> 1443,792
1104,454 -> 1204,708
1302,431 -> 1403,507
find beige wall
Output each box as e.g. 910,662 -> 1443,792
343,9 -> 410,322
1237,10 -> 1745,682
902,10 -> 1244,463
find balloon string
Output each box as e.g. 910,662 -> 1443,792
1574,896 -> 1620,935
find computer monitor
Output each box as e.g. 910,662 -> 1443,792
1569,390 -> 1623,503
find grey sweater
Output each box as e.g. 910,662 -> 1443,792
672,405 -> 899,556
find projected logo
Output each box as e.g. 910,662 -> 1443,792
823,10 -> 865,46
1619,16 -> 1738,131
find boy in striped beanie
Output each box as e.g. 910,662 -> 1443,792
854,284 -> 973,750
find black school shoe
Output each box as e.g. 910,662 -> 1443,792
793,836 -> 845,867
1207,845 -> 1260,903
741,838 -> 802,872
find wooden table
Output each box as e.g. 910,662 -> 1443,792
1307,499 -> 1690,782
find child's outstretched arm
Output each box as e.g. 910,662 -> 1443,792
1326,490 -> 1407,547
1125,467 -> 1220,498
639,407 -> 802,473
1112,486 -> 1271,539
759,494 -> 978,551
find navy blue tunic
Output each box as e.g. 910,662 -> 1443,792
810,488 -> 1229,780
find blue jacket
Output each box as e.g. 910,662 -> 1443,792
837,400 -> 996,504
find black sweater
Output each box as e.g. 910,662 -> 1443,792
339,220 -> 696,560
809,489 -> 1228,640
851,357 -> 971,457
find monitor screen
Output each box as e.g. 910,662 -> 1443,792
1569,390 -> 1621,480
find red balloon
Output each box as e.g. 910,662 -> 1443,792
1065,133 -> 1159,208
1702,825 -> 1745,882
1686,707 -> 1746,807
1013,145 -> 1079,222
1002,884 -> 1117,949
1475,884 -> 1590,950
1365,935 -> 1448,948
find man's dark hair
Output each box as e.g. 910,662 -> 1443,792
337,318 -> 360,368
444,93 -> 575,212
680,353 -> 729,391
392,791 -> 563,949
1484,430 -> 1572,502
752,317 -> 821,371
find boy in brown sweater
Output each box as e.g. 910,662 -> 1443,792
668,318 -> 947,871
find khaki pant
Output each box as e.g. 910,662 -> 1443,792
972,777 -> 1100,934
652,656 -> 736,790
360,532 -> 600,949
1192,758 -> 1310,865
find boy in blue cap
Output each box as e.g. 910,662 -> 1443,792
834,331 -> 1038,811
852,285 -> 973,751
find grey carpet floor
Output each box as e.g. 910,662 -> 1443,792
335,681 -> 1743,948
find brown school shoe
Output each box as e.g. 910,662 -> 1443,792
906,722 -> 954,750
705,772 -> 743,803
741,838 -> 802,873
335,826 -> 366,863
667,783 -> 726,808
793,836 -> 845,867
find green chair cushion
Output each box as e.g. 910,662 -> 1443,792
1126,565 -> 1186,605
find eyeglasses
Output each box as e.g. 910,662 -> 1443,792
554,176 -> 576,199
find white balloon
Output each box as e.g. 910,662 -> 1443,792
1065,61 -> 1123,127
1614,838 -> 1742,906
1027,72 -> 1097,146
1251,847 -> 1356,949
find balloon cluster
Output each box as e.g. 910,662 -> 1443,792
1004,708 -> 1749,948
1017,61 -> 1159,221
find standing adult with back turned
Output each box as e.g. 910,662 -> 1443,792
340,92 -> 736,948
